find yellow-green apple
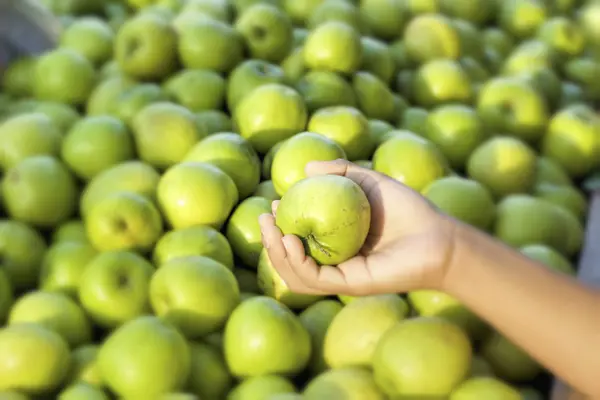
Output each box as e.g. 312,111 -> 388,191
498,0 -> 547,40
307,106 -> 371,161
235,84 -> 307,154
537,17 -> 585,59
132,102 -> 207,170
59,17 -> 114,66
399,107 -> 429,136
0,270 -> 13,324
307,0 -> 363,32
303,368 -> 384,399
186,340 -> 233,399
253,180 -> 280,201
85,191 -> 163,253
284,0 -> 323,26
98,316 -> 191,398
86,76 -> 136,117
303,21 -> 362,74
440,0 -> 493,25
149,256 -> 240,338
195,110 -> 233,135
28,101 -> 81,133
281,47 -> 306,83
234,267 -> 260,294
262,140 -> 284,180
3,156 -> 78,228
275,174 -> 371,265
61,116 -> 135,180
271,132 -> 346,196
226,59 -> 286,112
184,133 -> 261,199
360,36 -> 395,85
58,382 -> 109,400
482,27 -> 514,57
368,119 -> 394,147
180,0 -> 232,22
450,377 -> 522,399
112,83 -> 170,126
535,157 -> 572,187
295,70 -> 358,113
353,71 -> 396,122
373,132 -> 449,192
224,296 -> 311,377
0,324 -> 70,394
226,197 -> 272,269
0,113 -> 62,172
359,0 -> 407,40
114,14 -> 178,80
228,375 -> 297,400
164,69 -> 226,112
66,345 -> 102,387
157,162 -> 239,229
78,250 -> 154,329
1,57 -> 36,97
413,59 -> 473,108
481,331 -> 541,382
39,242 -> 98,298
403,14 -> 461,64
520,244 -> 575,275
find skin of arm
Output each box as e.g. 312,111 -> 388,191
444,221 -> 600,398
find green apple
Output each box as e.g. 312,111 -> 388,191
372,317 -> 472,398
579,0 -> 600,49
450,377 -> 522,400
99,316 -> 191,398
307,0 -> 363,32
293,27 -> 309,47
51,223 -> 87,244
164,69 -> 226,112
482,27 -> 514,57
425,104 -> 487,170
299,300 -> 344,375
284,0 -> 324,26
1,57 -> 36,97
78,250 -> 154,329
66,345 -> 102,387
295,70 -> 357,113
234,267 -> 260,293
181,0 -> 232,22
520,244 -> 575,275
85,191 -> 163,253
281,46 -> 306,83
272,132 -> 346,196
563,57 -> 600,101
233,0 -> 283,14
236,4 -> 294,63
359,0 -> 407,40
58,382 -> 109,400
467,137 -> 536,199
0,270 -> 13,325
177,16 -> 244,73
440,0 -> 493,25
458,57 -> 490,87
542,103 -> 600,179
423,176 -> 496,231
262,140 -> 285,180
60,17 -> 114,66
534,183 -> 587,221
150,256 -> 239,338
304,367 -> 385,399
0,113 -> 62,171
39,242 -> 98,298
308,106 -> 371,160
133,102 -> 207,170
115,14 -> 178,80
360,36 -> 395,85
158,162 -> 239,229
27,101 -> 81,133
98,60 -> 123,79
559,82 -> 585,108
226,59 -> 286,112
373,132 -> 449,192
481,331 -> 541,382
452,19 -> 485,61
0,220 -> 47,291
325,295 -> 409,369
303,21 -> 362,74
353,71 -> 396,122
275,174 -> 370,265
368,119 -> 394,147
403,14 -> 461,64
501,40 -> 554,77
257,249 -> 323,309
498,0 -> 547,40
553,205 -> 584,258
515,68 -> 562,112
3,156 -> 77,228
0,324 -> 70,394
235,84 -> 308,154
112,83 -> 170,126
408,290 -> 488,341
399,107 -> 429,135
184,133 -> 261,199
253,180 -> 280,201
535,157 -> 572,187
224,296 -> 311,377
153,225 -> 234,269
228,375 -> 296,400
62,116 -> 135,180
33,49 -> 96,107
186,341 -> 233,400
537,17 -> 585,59
196,110 -> 233,135
494,195 -> 569,252
413,59 -> 473,108
226,197 -> 272,268
80,161 -> 160,218
86,76 -> 136,117
404,0 -> 439,15
8,291 -> 91,348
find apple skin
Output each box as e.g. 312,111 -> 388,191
253,180 -> 281,202
154,225 -> 234,269
78,250 -> 154,329
0,270 -> 13,325
520,244 -> 575,276
98,316 -> 191,399
295,70 -> 358,113
150,256 -> 240,338
403,14 -> 461,64
111,83 -> 170,126
60,17 -> 114,66
186,341 -> 233,400
275,174 -> 371,265
163,69 -> 226,112
412,59 -> 473,108
184,133 -> 261,199
481,331 -> 541,382
271,132 -> 347,196
235,83 -> 308,154
226,59 -> 286,113
66,344 -> 102,388
157,162 -> 239,230
353,71 -> 396,123
58,382 -> 109,400
303,21 -> 362,75
228,375 -> 297,400
0,324 -> 71,394
226,197 -> 272,269
223,296 -> 311,378
85,191 -> 164,253
262,140 -> 284,180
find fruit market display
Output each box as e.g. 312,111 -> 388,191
0,0 -> 598,398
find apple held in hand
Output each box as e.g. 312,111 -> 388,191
275,174 -> 371,265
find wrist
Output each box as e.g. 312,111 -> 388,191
438,219 -> 477,296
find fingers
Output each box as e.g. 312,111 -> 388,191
271,200 -> 279,217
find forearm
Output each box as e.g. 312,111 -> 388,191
444,222 -> 600,397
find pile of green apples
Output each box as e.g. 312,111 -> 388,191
0,0 -> 599,398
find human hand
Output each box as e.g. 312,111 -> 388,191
259,159 -> 459,297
